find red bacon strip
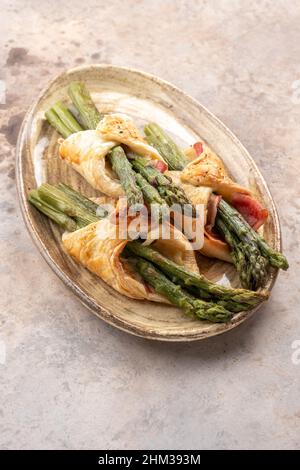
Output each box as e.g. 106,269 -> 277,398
152,160 -> 168,173
206,193 -> 222,233
231,192 -> 268,230
193,142 -> 204,157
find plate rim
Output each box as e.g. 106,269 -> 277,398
16,64 -> 281,341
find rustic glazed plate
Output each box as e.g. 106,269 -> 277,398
16,64 -> 281,341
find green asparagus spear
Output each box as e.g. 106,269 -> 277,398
144,123 -> 188,170
108,146 -> 144,207
218,199 -> 288,270
215,217 -> 250,289
135,258 -> 232,322
129,153 -> 196,216
45,109 -> 73,139
135,173 -> 170,220
29,183 -> 108,231
255,237 -> 289,270
68,81 -> 103,129
134,173 -> 165,205
57,183 -> 107,218
36,184 -> 100,228
217,199 -> 288,286
52,101 -> 84,134
223,223 -> 267,290
29,189 -> 77,232
129,153 -> 173,186
125,241 -> 268,312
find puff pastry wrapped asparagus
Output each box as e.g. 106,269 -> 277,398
43,82 -> 288,291
28,183 -> 269,322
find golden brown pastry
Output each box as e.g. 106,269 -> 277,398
181,140 -> 251,202
59,114 -> 168,198
201,232 -> 232,263
59,130 -> 123,197
96,114 -> 167,164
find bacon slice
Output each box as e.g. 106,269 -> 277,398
152,160 -> 168,173
231,192 -> 268,230
144,282 -> 156,294
206,194 -> 222,233
193,142 -> 204,157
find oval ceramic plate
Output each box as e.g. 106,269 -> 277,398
16,65 -> 280,341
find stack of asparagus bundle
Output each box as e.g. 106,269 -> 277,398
144,123 -> 188,170
44,81 -> 288,291
29,183 -> 268,323
29,182 -> 106,231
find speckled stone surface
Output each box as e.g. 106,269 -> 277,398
0,0 -> 299,450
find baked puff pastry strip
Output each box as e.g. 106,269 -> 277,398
96,114 -> 167,164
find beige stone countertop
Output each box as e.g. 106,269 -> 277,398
0,0 -> 299,449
